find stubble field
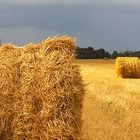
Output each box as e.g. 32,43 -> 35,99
78,59 -> 140,140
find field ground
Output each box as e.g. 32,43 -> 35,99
77,59 -> 140,140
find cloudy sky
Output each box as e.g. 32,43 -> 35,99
0,0 -> 140,51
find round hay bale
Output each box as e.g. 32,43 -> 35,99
115,57 -> 140,78
8,36 -> 84,140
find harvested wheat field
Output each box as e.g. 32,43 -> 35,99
79,59 -> 140,140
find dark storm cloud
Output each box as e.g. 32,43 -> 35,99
0,0 -> 140,51
0,3 -> 92,30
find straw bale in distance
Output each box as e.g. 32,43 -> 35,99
115,57 -> 140,78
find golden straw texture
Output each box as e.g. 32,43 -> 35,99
0,36 -> 84,140
0,44 -> 21,139
115,57 -> 140,78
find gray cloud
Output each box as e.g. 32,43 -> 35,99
0,1 -> 140,51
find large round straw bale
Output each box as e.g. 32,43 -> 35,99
10,36 -> 84,140
115,57 -> 140,78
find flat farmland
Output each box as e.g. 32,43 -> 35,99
78,59 -> 140,140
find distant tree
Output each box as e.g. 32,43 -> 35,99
132,51 -> 140,57
99,48 -> 106,58
76,46 -> 140,59
105,51 -> 111,58
87,47 -> 94,58
0,39 -> 2,47
123,50 -> 133,57
87,46 -> 94,52
112,51 -> 119,58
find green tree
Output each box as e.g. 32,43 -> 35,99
112,51 -> 119,58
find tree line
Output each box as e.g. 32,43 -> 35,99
76,47 -> 140,59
